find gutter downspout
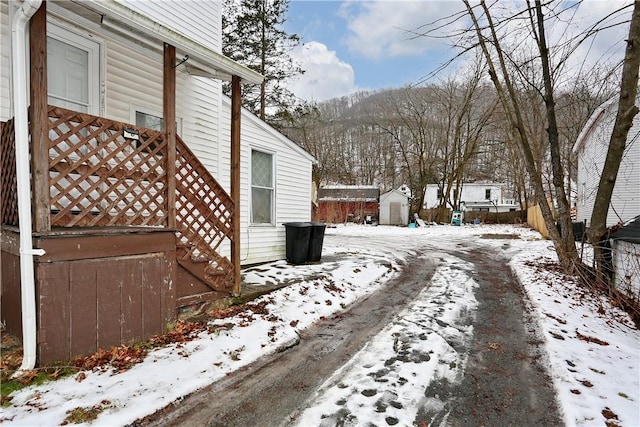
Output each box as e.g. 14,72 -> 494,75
11,0 -> 44,374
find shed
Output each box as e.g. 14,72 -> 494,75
611,216 -> 640,303
315,185 -> 380,224
379,189 -> 410,225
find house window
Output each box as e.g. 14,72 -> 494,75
251,149 -> 274,224
133,108 -> 183,153
133,107 -> 183,133
485,189 -> 491,200
136,111 -> 163,131
437,188 -> 443,199
47,24 -> 100,115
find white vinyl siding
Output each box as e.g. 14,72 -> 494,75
1,0 -> 11,120
116,0 -> 222,53
220,97 -> 314,265
105,39 -> 221,175
575,101 -> 640,227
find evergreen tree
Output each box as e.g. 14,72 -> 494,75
222,0 -> 303,122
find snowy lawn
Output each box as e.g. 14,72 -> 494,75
1,224 -> 638,426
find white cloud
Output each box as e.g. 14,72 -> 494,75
338,0 -> 464,60
287,41 -> 357,102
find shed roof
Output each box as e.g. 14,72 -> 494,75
380,189 -> 410,203
318,186 -> 380,202
611,216 -> 640,244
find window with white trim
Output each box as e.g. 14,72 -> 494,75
251,149 -> 274,224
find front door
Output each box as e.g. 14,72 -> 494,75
47,24 -> 100,114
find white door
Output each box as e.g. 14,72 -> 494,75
47,24 -> 100,114
47,25 -> 101,212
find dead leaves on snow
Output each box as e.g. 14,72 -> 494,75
70,320 -> 208,375
575,330 -> 609,346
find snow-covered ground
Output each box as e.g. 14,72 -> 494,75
1,224 -> 638,426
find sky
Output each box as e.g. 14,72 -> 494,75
2,224 -> 638,426
283,0 -> 635,102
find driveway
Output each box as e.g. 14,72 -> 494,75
134,236 -> 561,427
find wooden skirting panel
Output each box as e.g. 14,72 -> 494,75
1,228 -> 177,365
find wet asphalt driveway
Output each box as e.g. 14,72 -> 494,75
133,236 -> 562,427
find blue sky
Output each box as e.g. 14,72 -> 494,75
282,0 -> 634,102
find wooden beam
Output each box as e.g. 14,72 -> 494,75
29,2 -> 50,232
230,75 -> 241,296
164,44 -> 177,229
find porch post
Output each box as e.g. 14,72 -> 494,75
163,43 -> 176,229
231,75 -> 241,295
29,1 -> 50,232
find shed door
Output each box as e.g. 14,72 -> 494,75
389,202 -> 403,224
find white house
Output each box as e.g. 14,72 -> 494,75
573,95 -> 640,227
423,182 -> 517,214
379,189 -> 410,226
219,97 -> 315,265
0,0 -> 313,267
0,0 -> 314,363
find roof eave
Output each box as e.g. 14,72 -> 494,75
83,0 -> 263,85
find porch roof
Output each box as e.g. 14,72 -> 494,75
68,0 -> 264,85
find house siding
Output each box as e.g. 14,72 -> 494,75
0,1 -> 10,120
106,39 -> 222,175
424,183 -> 504,209
575,101 -> 640,227
116,0 -> 222,53
220,98 -> 314,265
2,0 -> 311,268
613,240 -> 640,302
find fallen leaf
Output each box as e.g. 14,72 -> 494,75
576,331 -> 609,346
602,407 -> 619,420
578,379 -> 593,387
75,372 -> 87,382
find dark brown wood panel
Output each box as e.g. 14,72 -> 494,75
69,262 -> 97,358
121,258 -> 143,344
97,266 -> 122,350
142,258 -> 163,338
36,232 -> 175,263
37,263 -> 71,363
1,249 -> 22,338
31,231 -> 176,364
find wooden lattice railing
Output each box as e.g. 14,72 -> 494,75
0,118 -> 18,226
1,106 -> 235,293
47,106 -> 168,227
175,136 -> 235,291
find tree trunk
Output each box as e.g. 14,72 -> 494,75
533,0 -> 578,263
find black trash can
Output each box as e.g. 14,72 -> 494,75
283,222 -> 312,264
308,222 -> 326,262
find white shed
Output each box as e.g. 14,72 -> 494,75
379,189 -> 410,225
